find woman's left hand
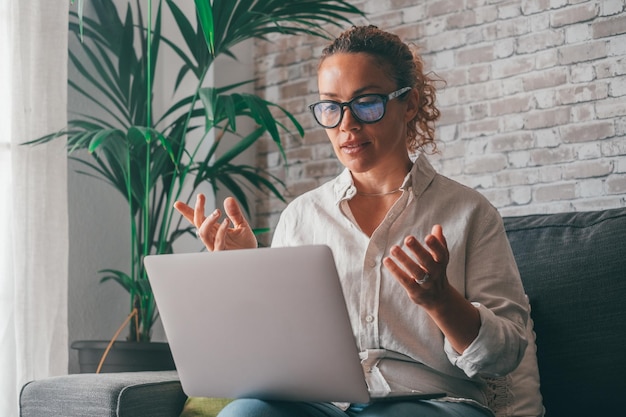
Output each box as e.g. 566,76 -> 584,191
383,224 -> 481,353
383,224 -> 450,308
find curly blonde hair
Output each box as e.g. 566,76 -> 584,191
319,25 -> 441,154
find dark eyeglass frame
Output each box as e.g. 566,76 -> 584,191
308,87 -> 412,129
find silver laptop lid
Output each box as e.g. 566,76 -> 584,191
145,245 -> 370,403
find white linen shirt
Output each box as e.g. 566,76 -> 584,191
271,155 -> 532,410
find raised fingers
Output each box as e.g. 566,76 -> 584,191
173,200 -> 195,224
223,197 -> 249,229
194,194 -> 207,228
424,225 -> 449,265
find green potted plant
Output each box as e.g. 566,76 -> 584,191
28,0 -> 362,371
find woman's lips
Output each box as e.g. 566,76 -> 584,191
340,141 -> 369,155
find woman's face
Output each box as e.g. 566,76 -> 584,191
316,52 -> 418,175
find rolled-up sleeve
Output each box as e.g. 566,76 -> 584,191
444,303 -> 528,378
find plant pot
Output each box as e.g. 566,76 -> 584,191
71,340 -> 176,373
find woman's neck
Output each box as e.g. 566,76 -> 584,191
351,157 -> 413,195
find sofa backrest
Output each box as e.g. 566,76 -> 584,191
503,208 -> 626,416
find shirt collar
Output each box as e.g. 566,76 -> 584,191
333,154 -> 437,204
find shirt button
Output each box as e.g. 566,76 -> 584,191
365,315 -> 375,323
368,259 -> 376,268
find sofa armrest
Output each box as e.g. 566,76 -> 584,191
20,371 -> 186,417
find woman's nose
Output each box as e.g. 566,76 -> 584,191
339,106 -> 361,131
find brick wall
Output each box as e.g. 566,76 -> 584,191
253,0 -> 626,243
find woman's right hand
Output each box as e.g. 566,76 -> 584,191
173,194 -> 257,251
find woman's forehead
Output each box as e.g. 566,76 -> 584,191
317,53 -> 394,96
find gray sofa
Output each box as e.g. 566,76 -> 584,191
20,207 -> 626,417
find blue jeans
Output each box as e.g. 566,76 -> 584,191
216,399 -> 492,417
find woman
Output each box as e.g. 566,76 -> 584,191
175,26 -> 543,417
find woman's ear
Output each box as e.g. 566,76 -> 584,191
404,88 -> 420,123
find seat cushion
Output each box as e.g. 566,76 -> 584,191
503,208 -> 626,416
20,371 -> 186,417
179,398 -> 233,417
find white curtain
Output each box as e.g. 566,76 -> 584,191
0,1 -> 69,416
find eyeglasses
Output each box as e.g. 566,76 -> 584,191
308,87 -> 412,129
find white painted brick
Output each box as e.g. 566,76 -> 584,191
607,174 -> 626,193
539,165 -> 564,182
524,107 -> 570,129
615,157 -> 626,173
534,128 -> 561,148
460,118 -> 501,138
453,174 -> 494,190
565,24 -> 592,44
530,146 -> 577,166
600,0 -> 625,17
457,80 -> 503,103
496,17 -> 530,39
521,67 -> 568,91
498,3 -> 523,19
517,29 -> 565,54
440,158 -> 464,176
601,136 -> 626,156
559,40 -> 608,64
495,168 -> 541,187
597,97 -> 626,118
575,142 -> 603,160
468,64 -> 491,83
556,81 -> 609,105
534,182 -> 577,202
490,94 -> 533,116
550,2 -> 598,28
362,0 -> 393,14
571,103 -> 597,122
609,34 -> 626,56
466,136 -> 490,155
401,4 -> 426,21
560,120 -> 615,142
593,14 -> 626,39
437,124 -> 460,143
511,186 -> 533,204
492,56 -> 535,79
495,38 -> 516,58
570,63 -> 596,83
479,188 -> 512,208
508,150 -> 532,168
522,0 -> 552,16
423,17 -> 448,37
501,113 -> 526,132
549,0 -> 569,10
466,27 -> 485,45
609,75 -> 626,96
488,132 -> 535,152
562,159 -> 613,179
426,31 -> 469,53
530,13 -> 551,32
464,154 -> 507,174
477,5 -> 499,24
578,178 -> 605,197
434,50 -> 456,69
501,78 -> 525,95
617,117 -> 626,135
535,49 -> 559,69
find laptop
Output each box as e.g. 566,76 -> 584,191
145,245 -> 445,403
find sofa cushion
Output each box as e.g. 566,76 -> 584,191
20,371 -> 186,417
503,208 -> 626,416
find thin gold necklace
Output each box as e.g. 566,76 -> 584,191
356,188 -> 402,197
